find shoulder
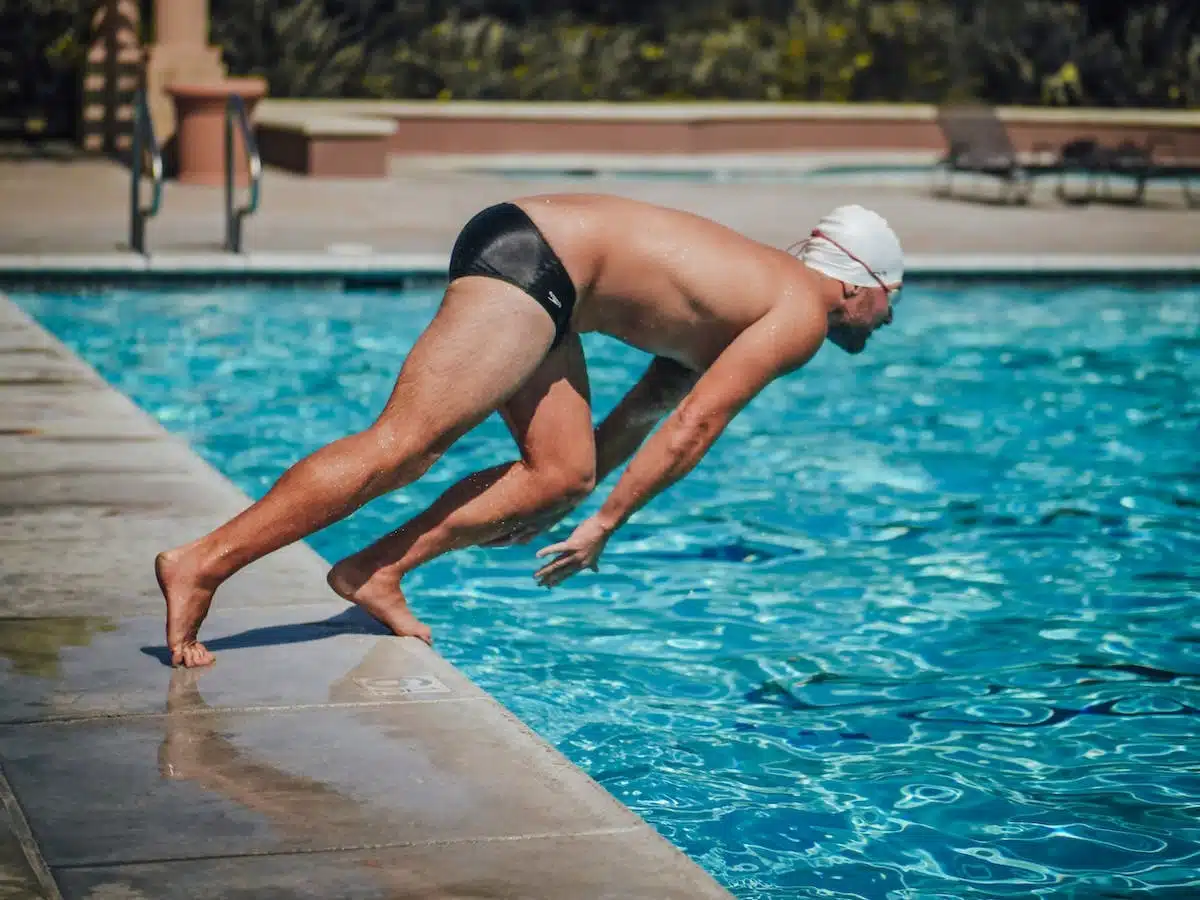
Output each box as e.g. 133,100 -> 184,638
763,261 -> 828,370
714,282 -> 826,384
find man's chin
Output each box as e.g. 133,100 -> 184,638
830,329 -> 869,355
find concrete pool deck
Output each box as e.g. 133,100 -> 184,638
0,297 -> 734,899
0,148 -> 1198,261
0,147 -> 1197,899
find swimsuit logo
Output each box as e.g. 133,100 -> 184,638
546,290 -> 562,308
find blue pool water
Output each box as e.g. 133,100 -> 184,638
11,280 -> 1200,899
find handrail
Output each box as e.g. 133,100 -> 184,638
224,94 -> 262,253
129,89 -> 165,255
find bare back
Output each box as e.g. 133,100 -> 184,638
516,193 -> 821,371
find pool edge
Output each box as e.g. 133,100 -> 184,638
0,292 -> 736,900
0,251 -> 1197,284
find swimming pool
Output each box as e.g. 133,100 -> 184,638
10,279 -> 1199,899
465,163 -> 1137,192
467,163 -> 931,183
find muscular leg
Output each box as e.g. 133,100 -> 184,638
156,277 -> 557,667
326,334 -> 595,643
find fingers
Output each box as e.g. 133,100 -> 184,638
535,555 -> 581,587
535,541 -> 571,560
534,547 -> 602,587
535,547 -> 582,584
533,551 -> 572,581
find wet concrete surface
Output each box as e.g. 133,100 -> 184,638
0,802 -> 44,900
0,298 -> 734,897
53,828 -> 712,900
1,153 -> 1198,259
0,690 -> 641,867
0,606 -> 487,723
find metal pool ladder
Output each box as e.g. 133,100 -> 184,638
224,93 -> 262,253
129,89 -> 164,255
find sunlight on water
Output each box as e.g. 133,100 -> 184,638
12,279 -> 1200,899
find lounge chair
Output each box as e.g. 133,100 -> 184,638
1061,137 -> 1199,208
932,104 -> 1060,205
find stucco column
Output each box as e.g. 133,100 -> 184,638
155,0 -> 211,47
144,0 -> 226,145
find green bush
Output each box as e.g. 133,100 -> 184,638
1,0 -> 1195,140
0,0 -> 95,137
957,1 -> 1199,107
207,0 -> 1198,107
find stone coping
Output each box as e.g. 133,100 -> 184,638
0,294 -> 735,899
0,252 -> 1198,278
259,98 -> 1200,127
256,109 -> 399,138
396,150 -> 943,172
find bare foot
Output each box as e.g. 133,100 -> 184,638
327,563 -> 433,646
156,549 -> 218,668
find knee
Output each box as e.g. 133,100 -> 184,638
535,455 -> 596,507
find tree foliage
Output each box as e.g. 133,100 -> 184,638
1,0 -> 1195,142
209,0 -> 1199,107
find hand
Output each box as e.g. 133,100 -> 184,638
533,516 -> 614,588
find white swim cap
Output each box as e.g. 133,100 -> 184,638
796,205 -> 904,288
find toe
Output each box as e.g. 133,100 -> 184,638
182,644 -> 215,668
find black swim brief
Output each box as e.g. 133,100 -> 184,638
447,202 -> 577,349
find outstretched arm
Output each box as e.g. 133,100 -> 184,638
594,355 -> 700,483
535,303 -> 826,585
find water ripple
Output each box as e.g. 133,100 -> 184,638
11,280 -> 1200,899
